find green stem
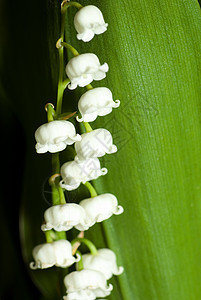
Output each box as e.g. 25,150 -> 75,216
58,186 -> 66,204
56,47 -> 65,115
86,84 -> 94,90
57,231 -> 67,240
76,250 -> 83,271
84,182 -> 98,198
56,2 -> 81,116
71,238 -> 98,255
61,42 -> 79,56
83,122 -> 93,133
46,104 -> 55,122
45,231 -> 53,243
51,153 -> 66,205
61,1 -> 83,16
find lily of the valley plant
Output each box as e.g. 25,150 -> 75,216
31,2 -> 124,299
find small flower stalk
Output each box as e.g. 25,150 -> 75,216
31,2 -> 124,300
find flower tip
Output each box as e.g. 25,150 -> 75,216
115,205 -> 124,215
68,82 -> 76,90
29,262 -> 37,270
75,134 -> 82,141
107,283 -> 113,292
114,99 -> 120,108
76,115 -> 84,122
75,252 -> 81,262
101,167 -> 108,175
41,224 -> 49,231
110,144 -> 117,153
100,63 -> 109,73
115,266 -> 124,276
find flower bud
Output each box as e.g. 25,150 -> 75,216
41,203 -> 90,232
79,193 -> 124,226
60,158 -> 108,191
30,240 -> 80,270
75,128 -> 117,161
76,87 -> 120,122
77,248 -> 124,280
66,53 -> 108,90
74,5 -> 108,42
35,120 -> 81,154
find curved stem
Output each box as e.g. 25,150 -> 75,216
61,1 -> 83,15
71,238 -> 98,255
61,42 -> 79,56
84,182 -> 98,198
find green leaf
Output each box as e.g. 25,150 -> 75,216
1,0 -> 201,299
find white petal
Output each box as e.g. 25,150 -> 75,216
74,5 -> 108,42
75,129 -> 117,161
35,121 -> 80,153
64,270 -> 111,295
41,203 -> 88,232
64,290 -> 96,300
60,158 -> 107,191
30,240 -> 79,270
78,248 -> 123,280
66,54 -> 108,89
79,193 -> 123,225
77,87 -> 120,122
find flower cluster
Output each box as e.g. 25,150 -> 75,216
31,3 -> 124,300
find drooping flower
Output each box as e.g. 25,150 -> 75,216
76,87 -> 120,122
74,128 -> 117,161
41,203 -> 90,232
66,53 -> 109,90
60,158 -> 108,191
35,120 -> 81,154
64,289 -> 96,300
30,240 -> 80,270
74,5 -> 108,42
77,248 -> 124,280
79,193 -> 124,226
63,269 -> 113,300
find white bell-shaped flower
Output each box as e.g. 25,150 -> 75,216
64,289 -> 96,300
35,120 -> 81,154
77,248 -> 124,280
74,5 -> 108,42
41,203 -> 90,232
30,240 -> 80,270
64,270 -> 113,299
79,193 -> 124,226
60,158 -> 108,191
76,87 -> 120,123
74,129 -> 117,161
66,53 -> 109,90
